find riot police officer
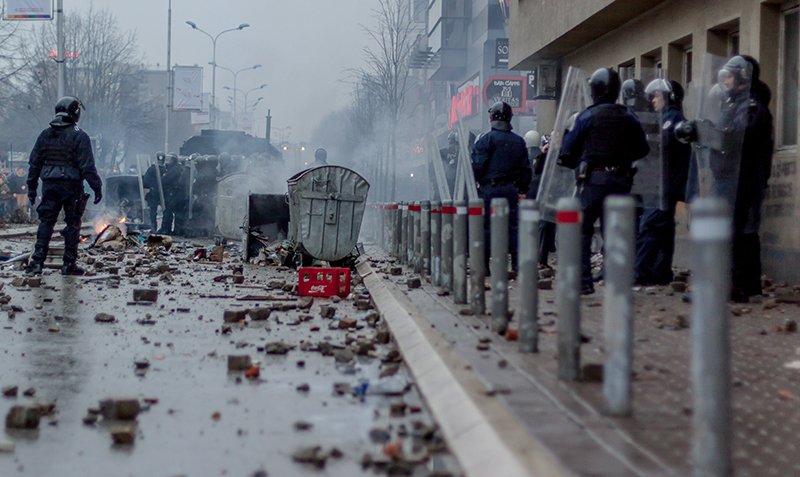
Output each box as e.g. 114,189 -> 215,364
25,97 -> 103,276
158,154 -> 182,235
311,148 -> 328,167
142,152 -> 165,231
472,101 -> 532,270
559,68 -> 649,294
620,79 -> 651,113
634,79 -> 691,285
526,133 -> 556,268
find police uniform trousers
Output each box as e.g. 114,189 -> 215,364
480,183 -> 519,270
634,202 -> 677,285
578,170 -> 632,289
159,196 -> 177,235
32,180 -> 83,265
146,197 -> 159,231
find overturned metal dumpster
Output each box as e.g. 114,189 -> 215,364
286,166 -> 369,266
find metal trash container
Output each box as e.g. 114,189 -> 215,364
286,166 -> 370,265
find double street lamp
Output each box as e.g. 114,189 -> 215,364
185,20 -> 250,127
214,64 -> 261,128
224,83 -> 267,120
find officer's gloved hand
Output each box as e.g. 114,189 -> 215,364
93,192 -> 102,205
28,192 -> 36,205
674,120 -> 697,144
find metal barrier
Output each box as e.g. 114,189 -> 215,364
468,200 -> 485,315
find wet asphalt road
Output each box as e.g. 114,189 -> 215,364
0,236 -> 459,477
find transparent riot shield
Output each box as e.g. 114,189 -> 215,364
625,69 -> 667,210
683,54 -> 752,209
537,66 -> 592,222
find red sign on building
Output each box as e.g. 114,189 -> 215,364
449,75 -> 480,129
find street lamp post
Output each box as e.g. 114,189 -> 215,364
217,64 -> 261,129
185,21 -> 250,128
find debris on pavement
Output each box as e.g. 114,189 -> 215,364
5,405 -> 41,429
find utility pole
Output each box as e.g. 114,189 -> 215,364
165,0 -> 172,154
56,0 -> 65,98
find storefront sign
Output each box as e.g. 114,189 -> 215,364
4,0 -> 53,20
449,75 -> 480,128
483,76 -> 526,112
495,38 -> 509,68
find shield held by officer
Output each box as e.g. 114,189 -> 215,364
536,66 -> 592,222
622,70 -> 668,210
679,54 -> 752,208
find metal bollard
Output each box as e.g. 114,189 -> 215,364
468,200 -> 486,315
602,196 -> 636,416
406,202 -> 415,266
393,203 -> 401,259
556,198 -> 582,381
453,200 -> 468,304
441,201 -> 454,291
431,201 -> 442,286
690,199 -> 732,477
411,202 -> 421,271
421,201 -> 431,276
490,198 -> 510,334
379,203 -> 385,248
399,202 -> 408,264
518,200 -> 540,353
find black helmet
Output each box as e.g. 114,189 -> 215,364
719,55 -> 753,86
589,68 -> 621,104
620,79 -> 645,106
155,151 -> 166,164
488,101 -> 513,122
314,148 -> 327,163
54,96 -> 84,123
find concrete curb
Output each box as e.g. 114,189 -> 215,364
359,260 -> 576,477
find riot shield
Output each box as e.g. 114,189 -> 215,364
626,69 -> 667,210
683,54 -> 752,209
537,66 -> 592,222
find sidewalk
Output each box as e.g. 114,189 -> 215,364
362,247 -> 800,477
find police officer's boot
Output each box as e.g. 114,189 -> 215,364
61,262 -> 85,276
24,261 -> 43,276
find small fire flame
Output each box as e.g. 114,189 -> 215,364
95,222 -> 109,234
118,217 -> 127,224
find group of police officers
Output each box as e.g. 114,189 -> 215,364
456,53 -> 773,303
20,54 -> 774,305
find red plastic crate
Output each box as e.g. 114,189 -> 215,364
298,267 -> 351,298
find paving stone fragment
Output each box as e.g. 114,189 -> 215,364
406,277 -> 422,289
0,439 -> 14,453
223,309 -> 248,323
338,318 -> 357,330
227,355 -> 253,371
291,446 -> 327,469
248,308 -> 271,321
335,348 -> 355,363
94,313 -> 116,323
5,406 -> 40,429
333,382 -> 352,396
2,386 -> 17,398
581,363 -> 604,382
375,330 -> 391,345
389,267 -> 402,276
296,383 -> 310,393
319,305 -> 337,319
537,279 -> 553,290
26,278 -> 41,288
669,281 -> 688,293
264,342 -> 293,355
111,424 -> 136,445
356,299 -> 373,311
785,319 -> 798,333
297,296 -> 314,311
368,427 -> 391,444
22,387 -> 35,397
99,398 -> 141,420
133,289 -> 158,302
294,420 -> 313,431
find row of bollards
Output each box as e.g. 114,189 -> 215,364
375,195 -> 732,477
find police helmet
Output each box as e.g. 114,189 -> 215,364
620,79 -> 645,106
644,79 -> 684,105
488,101 -> 513,122
589,68 -> 621,104
54,96 -> 84,123
155,151 -> 166,164
314,148 -> 328,163
719,55 -> 753,86
524,130 -> 541,149
166,153 -> 179,166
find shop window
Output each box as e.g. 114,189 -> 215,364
779,6 -> 798,147
683,47 -> 693,86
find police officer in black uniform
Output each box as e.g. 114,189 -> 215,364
142,152 -> 165,231
559,68 -> 650,294
635,79 -> 691,285
620,79 -> 651,113
158,154 -> 182,235
311,148 -> 328,167
472,101 -> 532,270
25,97 -> 103,276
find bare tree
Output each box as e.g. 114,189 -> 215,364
2,6 -> 160,171
359,0 -> 419,200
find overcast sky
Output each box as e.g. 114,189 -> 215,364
65,0 -> 377,142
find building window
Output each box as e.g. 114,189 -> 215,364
683,47 -> 693,86
780,6 -> 798,147
728,32 -> 740,56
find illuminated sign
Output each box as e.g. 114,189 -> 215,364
483,76 -> 526,112
449,75 -> 480,128
4,0 -> 53,20
48,50 -> 81,59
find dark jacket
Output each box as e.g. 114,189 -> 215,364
161,163 -> 185,202
142,164 -> 162,203
559,102 -> 650,170
471,124 -> 532,191
27,118 -> 102,195
662,105 -> 692,202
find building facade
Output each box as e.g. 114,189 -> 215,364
508,0 -> 800,282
